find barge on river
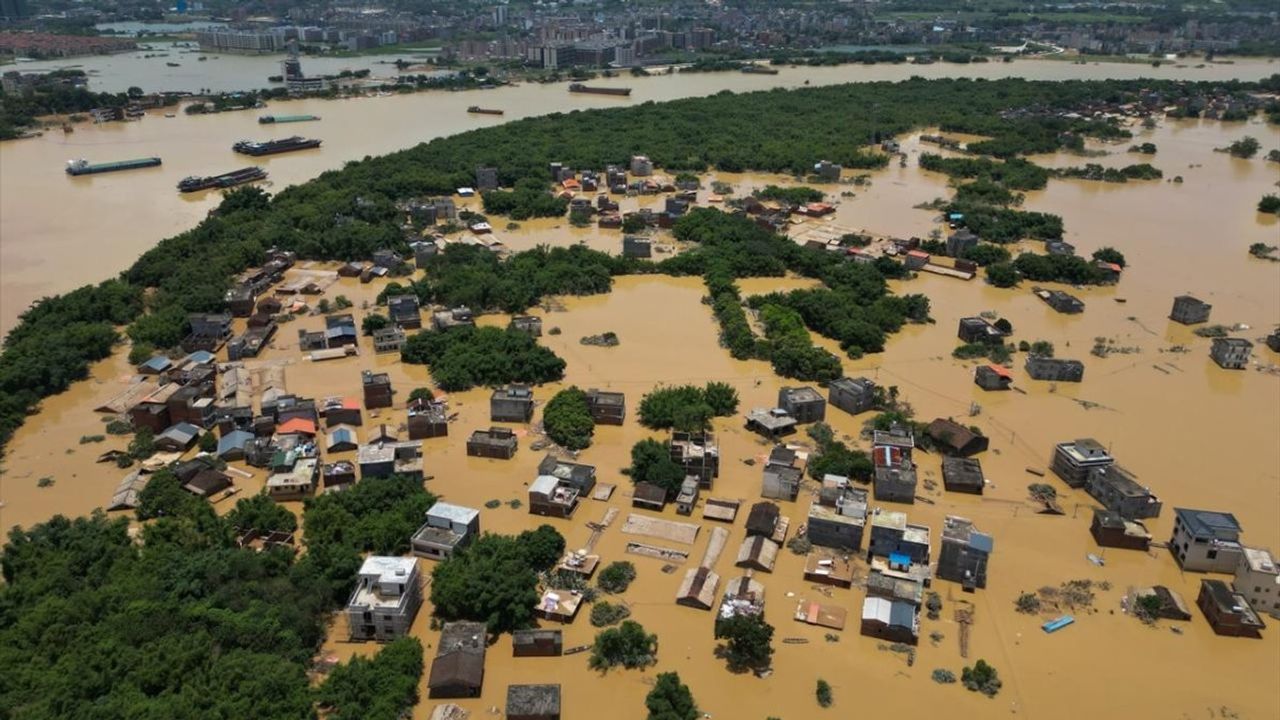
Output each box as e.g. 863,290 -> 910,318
568,83 -> 631,97
232,136 -> 322,156
258,114 -> 320,124
467,106 -> 504,115
177,166 -> 267,193
66,157 -> 162,176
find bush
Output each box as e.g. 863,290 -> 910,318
590,601 -> 632,627
932,669 -> 957,684
816,678 -> 833,708
515,524 -> 565,571
1223,136 -> 1260,158
645,672 -> 699,720
598,561 -> 637,593
637,383 -> 737,431
985,262 -> 1019,287
1259,194 -> 1280,215
589,620 -> 658,671
962,659 -> 1002,697
362,313 -> 390,335
542,386 -> 595,450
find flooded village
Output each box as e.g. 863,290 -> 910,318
1,71 -> 1279,720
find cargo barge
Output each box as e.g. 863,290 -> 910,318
568,83 -> 632,97
258,114 -> 321,124
177,166 -> 267,193
467,106 -> 504,115
65,157 -> 162,176
232,136 -> 322,156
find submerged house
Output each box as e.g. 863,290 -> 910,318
507,684 -> 562,720
761,446 -> 803,501
491,385 -> 535,423
925,418 -> 989,457
1086,464 -> 1162,520
466,427 -> 518,459
676,566 -> 720,610
860,595 -> 920,645
346,556 -> 423,642
1090,509 -> 1152,551
670,432 -> 719,489
529,475 -> 581,519
428,621 -> 487,698
411,502 -> 480,560
936,516 -> 994,590
806,478 -> 868,551
1051,438 -> 1114,487
745,408 -> 798,439
828,376 -> 877,416
1024,356 -> 1084,382
974,363 -> 1013,391
1196,580 -> 1265,638
1170,508 -> 1244,573
778,386 -> 826,423
585,389 -> 626,425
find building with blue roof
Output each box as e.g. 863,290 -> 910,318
138,356 -> 173,375
1171,508 -> 1244,573
216,430 -> 255,461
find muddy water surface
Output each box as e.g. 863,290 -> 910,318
1,117 -> 1278,720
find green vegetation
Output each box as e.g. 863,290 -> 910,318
1091,247 -> 1127,267
0,472 -> 431,718
1248,243 -> 1279,261
953,342 -> 1012,364
932,668 -> 958,684
315,637 -> 423,720
225,491 -> 298,534
1129,142 -> 1158,154
590,601 -> 632,627
542,386 -> 595,450
598,560 -> 638,593
985,262 -> 1020,287
430,532 -> 545,633
1258,194 -> 1280,215
0,69 -> 178,139
9,77 -> 1265,457
759,304 -> 843,382
805,423 -> 873,482
401,326 -> 565,391
1222,135 -> 1261,158
481,178 -> 570,219
362,313 -> 390,335
919,154 -> 1050,190
1012,252 -> 1108,285
962,659 -> 1003,697
628,438 -> 687,498
589,620 -> 658,671
954,179 -> 1024,207
714,614 -> 775,672
755,185 -> 825,204
816,678 -> 834,708
959,243 -> 1012,266
636,382 -> 739,431
1052,163 -> 1163,182
645,672 -> 699,720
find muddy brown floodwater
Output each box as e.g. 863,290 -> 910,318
4,55 -> 1280,336
1,116 -> 1278,720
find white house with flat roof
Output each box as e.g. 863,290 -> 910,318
346,556 -> 423,641
1235,547 -> 1280,619
411,502 -> 481,560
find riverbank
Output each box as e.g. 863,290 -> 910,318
4,55 -> 1280,337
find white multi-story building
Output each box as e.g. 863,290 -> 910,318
1235,547 -> 1280,618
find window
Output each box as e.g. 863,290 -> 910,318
1207,550 -> 1217,560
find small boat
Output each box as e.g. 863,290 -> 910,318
166,62 -> 180,67
467,105 -> 504,115
1042,615 -> 1074,633
164,113 -> 176,118
1087,553 -> 1105,567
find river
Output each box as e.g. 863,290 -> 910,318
2,55 -> 1279,336
1,111 -> 1278,718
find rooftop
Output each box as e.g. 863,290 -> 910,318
942,516 -> 994,553
1175,507 -> 1242,540
780,386 -> 824,404
1057,438 -> 1112,463
506,684 -> 561,717
1242,547 -> 1278,576
429,501 -> 479,526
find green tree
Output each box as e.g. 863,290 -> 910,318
1258,194 -> 1280,215
430,533 -> 541,633
198,430 -> 218,453
645,672 -> 699,720
1091,247 -> 1126,268
516,524 -> 565,571
816,678 -> 833,707
362,313 -> 390,336
702,381 -> 740,415
128,426 -> 156,460
985,262 -> 1019,287
962,659 -> 1002,697
622,215 -> 648,233
408,387 -> 435,403
589,620 -> 658,671
1224,136 -> 1260,158
597,561 -> 637,593
715,614 -> 775,672
315,637 -> 424,720
225,491 -> 298,533
542,386 -> 595,450
629,439 -> 686,498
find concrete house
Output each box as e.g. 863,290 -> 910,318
362,370 -> 393,409
322,461 -> 357,493
507,684 -> 562,720
860,595 -> 920,645
675,477 -> 699,516
427,621 -> 486,699
1086,464 -> 1162,520
745,405 -> 799,438
925,418 -> 989,457
182,312 -> 233,352
630,155 -> 653,176
806,479 -> 868,551
512,629 -> 563,658
942,456 -> 985,494
1235,548 -> 1280,619
407,398 -> 449,440
670,432 -> 719,489
813,160 -> 842,181
937,516 -> 993,590
1051,438 -> 1114,487
266,457 -> 319,500
873,442 -> 917,504
433,306 -> 475,331
1024,356 -> 1085,382
536,454 -> 596,496
957,317 -> 1006,345
466,427 -> 518,459
410,240 -> 438,268
1090,509 -> 1152,551
1210,337 -> 1252,369
357,441 -> 424,481
387,295 -> 422,329
324,314 -> 358,348
1037,289 -> 1084,314
1170,508 -> 1244,573
585,389 -> 625,425
528,475 -> 580,519
155,422 -> 201,452
761,446 -> 803,501
828,376 -> 877,416
346,556 -> 423,641
321,396 -> 362,427
778,386 -> 826,423
1169,295 -> 1212,325
1196,579 -> 1265,638
509,315 -> 543,337
869,508 -> 931,567
475,166 -> 499,191
622,234 -> 653,259
632,482 -> 668,511
326,424 -> 359,453
974,363 -> 1013,391
412,502 -> 480,560
491,385 -> 535,423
